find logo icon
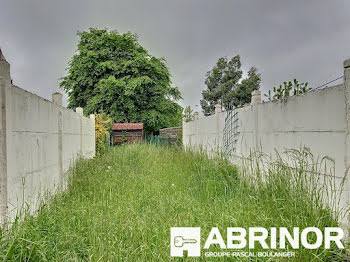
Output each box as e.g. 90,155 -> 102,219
170,227 -> 201,257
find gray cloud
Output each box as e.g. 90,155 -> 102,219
1,0 -> 349,111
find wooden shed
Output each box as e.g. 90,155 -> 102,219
111,123 -> 143,145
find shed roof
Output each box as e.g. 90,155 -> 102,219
112,123 -> 143,130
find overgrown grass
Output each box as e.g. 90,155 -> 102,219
0,144 -> 346,261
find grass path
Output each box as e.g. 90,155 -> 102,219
0,144 -> 345,261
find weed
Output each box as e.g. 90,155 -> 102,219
0,144 -> 346,261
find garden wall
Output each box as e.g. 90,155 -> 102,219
183,58 -> 350,233
0,54 -> 95,223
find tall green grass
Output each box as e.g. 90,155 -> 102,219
0,144 -> 346,261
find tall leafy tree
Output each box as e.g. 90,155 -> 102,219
60,28 -> 182,134
200,55 -> 261,116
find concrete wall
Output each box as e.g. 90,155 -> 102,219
183,62 -> 350,178
0,55 -> 95,223
183,104 -> 225,154
236,84 -> 346,170
183,77 -> 349,180
183,58 -> 350,232
183,112 -> 225,153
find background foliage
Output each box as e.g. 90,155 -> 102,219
60,28 -> 182,134
183,105 -> 194,122
265,79 -> 311,101
200,55 -> 261,116
94,113 -> 112,154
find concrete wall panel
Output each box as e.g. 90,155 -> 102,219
183,60 -> 350,233
0,59 -> 95,222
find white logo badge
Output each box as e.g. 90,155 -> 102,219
170,227 -> 201,257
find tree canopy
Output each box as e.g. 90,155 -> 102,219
200,55 -> 261,116
60,28 -> 182,134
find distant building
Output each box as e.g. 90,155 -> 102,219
111,123 -> 143,145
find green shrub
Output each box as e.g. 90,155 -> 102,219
95,113 -> 112,154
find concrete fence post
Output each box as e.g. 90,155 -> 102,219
52,92 -> 63,107
344,58 -> 350,91
75,108 -> 83,155
194,112 -> 199,120
90,114 -> 96,156
0,48 -> 10,224
215,103 -> 222,114
344,63 -> 350,173
76,107 -> 84,155
0,49 -> 10,84
343,58 -> 350,237
76,107 -> 83,116
215,103 -> 222,151
52,92 -> 64,188
251,90 -> 261,149
89,114 -> 95,121
58,110 -> 63,188
344,59 -> 350,170
251,90 -> 262,105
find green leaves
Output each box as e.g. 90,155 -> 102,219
60,28 -> 182,134
200,55 -> 261,116
183,105 -> 194,122
265,79 -> 311,101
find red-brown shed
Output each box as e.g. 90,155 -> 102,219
111,123 -> 143,145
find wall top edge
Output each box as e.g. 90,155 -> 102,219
10,84 -> 92,120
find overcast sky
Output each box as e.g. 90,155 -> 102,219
1,0 -> 349,111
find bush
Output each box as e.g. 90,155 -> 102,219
95,113 -> 112,154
